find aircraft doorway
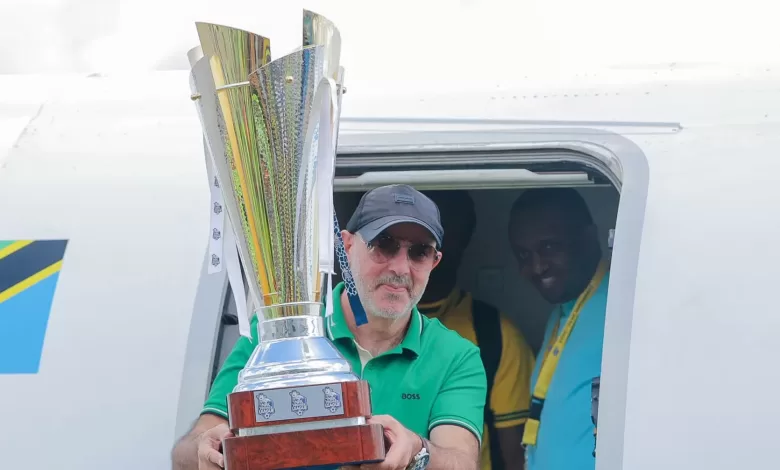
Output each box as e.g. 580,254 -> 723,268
208,133 -> 649,470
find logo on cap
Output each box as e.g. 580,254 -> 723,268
393,193 -> 415,205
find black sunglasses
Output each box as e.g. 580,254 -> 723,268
365,234 -> 440,269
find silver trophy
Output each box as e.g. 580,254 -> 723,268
188,9 -> 385,469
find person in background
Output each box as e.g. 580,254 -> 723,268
507,188 -> 609,470
417,190 -> 535,470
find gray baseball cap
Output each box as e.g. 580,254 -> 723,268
346,184 -> 444,248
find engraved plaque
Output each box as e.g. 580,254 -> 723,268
254,383 -> 345,422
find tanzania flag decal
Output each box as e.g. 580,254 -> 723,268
0,239 -> 69,374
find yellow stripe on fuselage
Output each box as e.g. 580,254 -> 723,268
0,260 -> 63,304
0,240 -> 33,260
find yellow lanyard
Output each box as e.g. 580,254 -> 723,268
521,260 -> 608,448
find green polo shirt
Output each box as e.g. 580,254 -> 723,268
202,282 -> 487,444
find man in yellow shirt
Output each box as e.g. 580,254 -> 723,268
417,190 -> 536,470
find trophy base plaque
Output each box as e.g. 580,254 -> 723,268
223,423 -> 385,470
223,316 -> 387,469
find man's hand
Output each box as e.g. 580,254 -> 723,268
370,415 -> 423,469
340,414 -> 421,470
172,414 -> 230,470
340,415 -> 478,470
195,423 -> 233,469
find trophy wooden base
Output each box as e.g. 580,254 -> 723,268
224,380 -> 386,470
223,423 -> 385,470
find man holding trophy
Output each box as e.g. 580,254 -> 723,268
173,10 -> 487,470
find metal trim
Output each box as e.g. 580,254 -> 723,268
236,417 -> 366,436
335,143 -> 623,191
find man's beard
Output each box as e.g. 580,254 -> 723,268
350,254 -> 424,319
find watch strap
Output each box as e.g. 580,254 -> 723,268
406,435 -> 431,470
420,435 -> 430,454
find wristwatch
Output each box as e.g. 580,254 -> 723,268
406,435 -> 431,470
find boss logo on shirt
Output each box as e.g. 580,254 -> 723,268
401,393 -> 421,400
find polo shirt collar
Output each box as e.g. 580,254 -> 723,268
326,282 -> 423,356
